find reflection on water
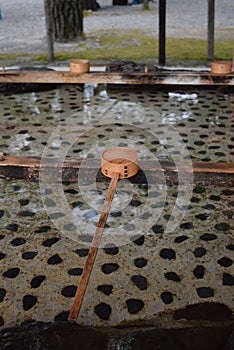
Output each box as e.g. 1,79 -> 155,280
0,85 -> 233,162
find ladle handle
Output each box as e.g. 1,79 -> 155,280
69,172 -> 120,320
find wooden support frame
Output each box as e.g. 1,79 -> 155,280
0,156 -> 233,186
0,70 -> 233,86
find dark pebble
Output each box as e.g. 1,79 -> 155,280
64,223 -> 77,231
160,249 -> 176,260
0,289 -> 6,302
194,247 -> 207,257
83,210 -> 98,219
139,213 -> 152,220
94,303 -> 112,320
0,253 -> 6,260
3,267 -> 20,278
79,235 -> 93,243
22,251 -> 38,260
110,211 -> 122,217
223,273 -> 234,286
126,299 -> 144,314
54,312 -> 69,322
196,287 -> 214,298
35,226 -> 51,233
47,254 -> 63,265
202,204 -> 216,210
222,210 -> 233,220
180,222 -> 194,229
200,233 -> 217,241
64,189 -> 78,195
131,235 -> 144,246
12,185 -> 21,191
131,275 -> 148,290
124,224 -> 135,231
193,265 -> 205,279
174,236 -> 188,243
68,268 -> 83,276
217,257 -> 233,267
214,223 -> 230,231
134,257 -> 147,268
164,272 -> 181,282
97,285 -> 113,296
222,189 -> 234,196
19,211 -> 35,217
61,285 -> 77,297
10,238 -> 26,246
71,201 -> 84,208
50,212 -> 66,219
6,224 -> 18,232
152,225 -> 164,234
103,246 -> 119,255
196,213 -> 210,220
30,276 -> 45,289
193,187 -> 206,194
209,195 -> 221,201
102,263 -> 119,274
42,237 -> 59,247
191,197 -> 200,203
161,292 -> 173,304
130,199 -> 142,207
75,249 -> 89,257
19,199 -> 29,206
23,295 -> 37,310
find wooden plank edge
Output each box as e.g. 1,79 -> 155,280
0,156 -> 233,186
0,70 -> 233,85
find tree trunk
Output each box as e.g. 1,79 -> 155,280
44,0 -> 55,61
143,0 -> 149,10
50,0 -> 83,42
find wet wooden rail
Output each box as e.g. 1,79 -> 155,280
0,156 -> 233,186
0,70 -> 234,85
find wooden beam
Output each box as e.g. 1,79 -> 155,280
0,70 -> 233,85
0,156 -> 233,186
44,0 -> 55,62
208,0 -> 215,61
159,0 -> 166,66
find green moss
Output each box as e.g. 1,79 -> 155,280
32,30 -> 233,63
0,53 -> 30,61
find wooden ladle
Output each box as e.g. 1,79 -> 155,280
69,147 -> 139,320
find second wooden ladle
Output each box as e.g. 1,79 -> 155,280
69,147 -> 139,320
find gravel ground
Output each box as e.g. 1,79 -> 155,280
0,0 -> 233,63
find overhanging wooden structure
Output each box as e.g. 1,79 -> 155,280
0,70 -> 234,86
0,156 -> 233,186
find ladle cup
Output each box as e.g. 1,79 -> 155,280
69,147 -> 139,320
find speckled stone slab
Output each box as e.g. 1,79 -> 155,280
0,84 -> 233,329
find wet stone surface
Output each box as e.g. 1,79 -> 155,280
0,85 -> 233,162
0,178 -> 233,329
0,84 -> 233,329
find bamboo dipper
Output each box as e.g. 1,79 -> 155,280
69,147 -> 139,320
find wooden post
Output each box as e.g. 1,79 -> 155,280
44,0 -> 55,62
159,0 -> 166,66
208,0 -> 215,60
